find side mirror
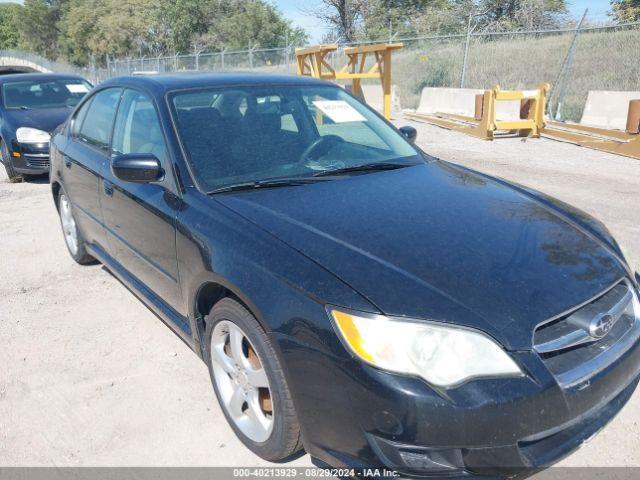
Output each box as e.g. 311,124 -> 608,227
399,125 -> 417,143
111,153 -> 163,183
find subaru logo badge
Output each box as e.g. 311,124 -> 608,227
589,313 -> 615,339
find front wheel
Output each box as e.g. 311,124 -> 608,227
57,188 -> 94,265
205,298 -> 303,461
0,139 -> 22,183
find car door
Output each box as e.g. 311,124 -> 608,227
100,88 -> 183,315
60,87 -> 123,252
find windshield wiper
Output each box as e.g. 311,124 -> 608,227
207,177 -> 327,194
312,162 -> 413,177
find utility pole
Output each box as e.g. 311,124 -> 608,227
459,3 -> 491,88
460,11 -> 474,88
552,9 -> 588,120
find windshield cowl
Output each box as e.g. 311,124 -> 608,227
207,176 -> 333,194
312,160 -> 420,177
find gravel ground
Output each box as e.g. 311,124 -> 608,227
1,123 -> 639,469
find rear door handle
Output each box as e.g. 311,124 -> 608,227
103,180 -> 114,197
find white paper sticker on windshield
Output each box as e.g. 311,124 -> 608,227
66,84 -> 89,93
313,100 -> 366,123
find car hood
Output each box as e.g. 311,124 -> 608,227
217,161 -> 626,350
4,107 -> 71,133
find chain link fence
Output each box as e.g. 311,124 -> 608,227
101,22 -> 640,122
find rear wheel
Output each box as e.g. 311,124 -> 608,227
0,140 -> 22,183
205,298 -> 303,461
57,188 -> 94,265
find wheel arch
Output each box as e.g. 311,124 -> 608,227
191,274 -> 271,354
51,180 -> 62,209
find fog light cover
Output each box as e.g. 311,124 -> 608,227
367,433 -> 465,475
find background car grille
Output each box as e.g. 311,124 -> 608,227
24,154 -> 50,169
533,280 -> 640,388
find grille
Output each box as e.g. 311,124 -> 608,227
533,280 -> 640,388
24,154 -> 50,168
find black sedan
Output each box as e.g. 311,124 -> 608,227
0,73 -> 91,182
49,73 -> 640,477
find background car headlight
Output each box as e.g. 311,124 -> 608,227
331,309 -> 523,388
16,127 -> 50,144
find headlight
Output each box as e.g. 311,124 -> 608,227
16,127 -> 50,144
331,309 -> 522,388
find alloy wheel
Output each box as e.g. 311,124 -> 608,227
210,320 -> 274,442
59,194 -> 79,255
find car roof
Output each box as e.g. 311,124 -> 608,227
100,72 -> 336,96
0,72 -> 88,85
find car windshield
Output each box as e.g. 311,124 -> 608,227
2,79 -> 91,110
170,84 -> 421,192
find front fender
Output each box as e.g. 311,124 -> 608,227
176,192 -> 376,347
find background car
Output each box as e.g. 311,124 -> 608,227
0,73 -> 91,182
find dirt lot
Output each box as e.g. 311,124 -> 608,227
1,123 -> 639,468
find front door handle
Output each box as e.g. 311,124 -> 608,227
63,155 -> 72,168
103,180 -> 114,197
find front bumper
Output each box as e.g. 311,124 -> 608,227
9,140 -> 50,174
275,316 -> 640,478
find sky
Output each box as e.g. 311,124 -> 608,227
0,0 -> 615,43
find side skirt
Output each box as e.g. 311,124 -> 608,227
86,242 -> 198,354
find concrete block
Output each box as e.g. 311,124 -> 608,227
416,87 -> 520,121
580,91 -> 640,130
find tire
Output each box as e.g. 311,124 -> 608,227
205,298 -> 303,461
0,139 -> 22,183
57,187 -> 95,265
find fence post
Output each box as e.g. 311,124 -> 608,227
249,45 -> 254,69
106,55 -> 111,78
221,49 -> 226,71
286,44 -> 292,72
460,12 -> 474,88
174,53 -> 179,71
156,55 -> 161,72
551,9 -> 588,120
195,51 -> 200,71
140,55 -> 145,71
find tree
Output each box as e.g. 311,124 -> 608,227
20,0 -> 69,59
308,0 -> 368,42
213,1 -> 308,49
475,0 -> 567,30
60,0 -> 157,65
365,0 -> 567,37
58,0 -> 307,66
611,0 -> 640,22
0,3 -> 23,49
